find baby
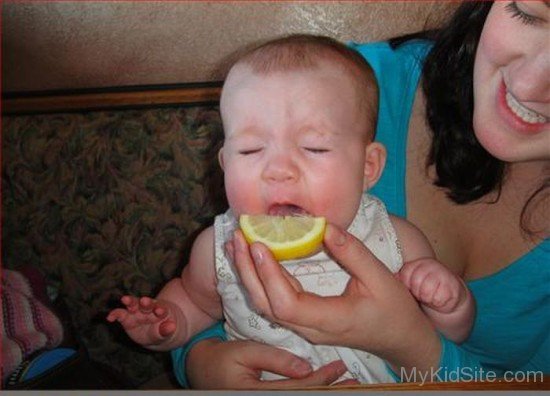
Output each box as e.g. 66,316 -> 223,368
107,34 -> 475,384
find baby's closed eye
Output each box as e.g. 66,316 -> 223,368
239,148 -> 263,155
303,147 -> 330,154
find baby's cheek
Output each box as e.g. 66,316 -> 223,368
316,195 -> 358,230
225,184 -> 262,215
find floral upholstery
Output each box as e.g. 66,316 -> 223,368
2,105 -> 227,385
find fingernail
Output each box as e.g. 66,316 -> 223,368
328,225 -> 346,246
235,230 -> 247,252
251,244 -> 264,266
291,359 -> 312,376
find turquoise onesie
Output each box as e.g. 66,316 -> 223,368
172,40 -> 549,387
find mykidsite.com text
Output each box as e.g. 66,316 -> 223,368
401,366 -> 544,385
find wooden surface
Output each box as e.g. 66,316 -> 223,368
2,84 -> 223,115
302,376 -> 549,391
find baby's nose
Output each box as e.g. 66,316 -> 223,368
262,154 -> 299,183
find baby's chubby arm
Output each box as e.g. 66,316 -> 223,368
390,216 -> 475,343
107,226 -> 222,351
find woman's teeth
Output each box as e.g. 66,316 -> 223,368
505,92 -> 548,124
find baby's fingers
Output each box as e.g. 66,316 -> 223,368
158,319 -> 177,338
138,296 -> 156,314
153,305 -> 169,319
106,308 -> 128,323
121,295 -> 140,312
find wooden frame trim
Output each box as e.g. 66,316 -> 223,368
303,377 -> 550,391
2,83 -> 223,115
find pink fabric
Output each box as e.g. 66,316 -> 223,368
1,269 -> 63,381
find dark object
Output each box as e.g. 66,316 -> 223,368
5,346 -> 134,390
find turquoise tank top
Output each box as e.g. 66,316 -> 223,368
351,39 -> 549,376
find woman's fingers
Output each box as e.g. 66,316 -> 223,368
263,360 -> 349,389
233,230 -> 304,318
232,230 -> 271,315
249,242 -> 302,317
323,224 -> 397,293
248,241 -> 355,336
239,342 -> 313,379
187,338 -> 348,389
333,378 -> 360,386
238,347 -> 347,390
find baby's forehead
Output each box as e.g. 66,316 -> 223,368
223,60 -> 361,96
231,53 -> 358,77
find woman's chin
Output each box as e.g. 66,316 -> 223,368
473,119 -> 550,163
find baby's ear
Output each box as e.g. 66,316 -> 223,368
363,142 -> 386,190
218,147 -> 225,170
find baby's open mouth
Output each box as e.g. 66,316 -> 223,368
268,204 -> 310,217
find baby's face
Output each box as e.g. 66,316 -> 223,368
219,62 -> 370,230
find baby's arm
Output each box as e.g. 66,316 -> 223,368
390,216 -> 475,343
107,226 -> 222,351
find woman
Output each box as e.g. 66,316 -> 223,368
174,1 -> 549,388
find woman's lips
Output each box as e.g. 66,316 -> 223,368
498,81 -> 549,135
505,91 -> 547,124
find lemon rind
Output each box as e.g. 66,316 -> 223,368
239,215 -> 326,261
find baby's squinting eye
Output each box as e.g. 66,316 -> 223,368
239,148 -> 262,155
304,148 -> 330,154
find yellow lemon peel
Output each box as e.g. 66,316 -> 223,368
239,214 -> 326,261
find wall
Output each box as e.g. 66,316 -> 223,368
2,1 -> 458,92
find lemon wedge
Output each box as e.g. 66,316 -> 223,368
239,215 -> 326,261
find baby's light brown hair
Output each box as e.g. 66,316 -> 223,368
224,34 -> 379,140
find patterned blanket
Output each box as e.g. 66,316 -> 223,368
1,269 -> 64,382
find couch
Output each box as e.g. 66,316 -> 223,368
2,105 -> 226,387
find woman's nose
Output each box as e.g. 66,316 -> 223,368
262,153 -> 299,183
509,51 -> 550,103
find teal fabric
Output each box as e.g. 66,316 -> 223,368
171,322 -> 227,388
172,40 -> 549,385
463,241 -> 549,374
350,40 -> 431,218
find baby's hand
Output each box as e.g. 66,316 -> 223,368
106,296 -> 177,347
398,258 -> 466,314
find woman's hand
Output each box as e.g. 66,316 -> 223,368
186,338 -> 356,389
229,224 -> 441,374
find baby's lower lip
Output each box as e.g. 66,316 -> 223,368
268,204 -> 309,216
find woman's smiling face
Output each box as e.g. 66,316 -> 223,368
473,1 -> 550,162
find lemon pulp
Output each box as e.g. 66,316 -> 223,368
239,214 -> 326,261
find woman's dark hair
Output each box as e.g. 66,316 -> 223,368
390,1 -> 548,238
422,2 -> 497,204
393,1 -> 496,204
